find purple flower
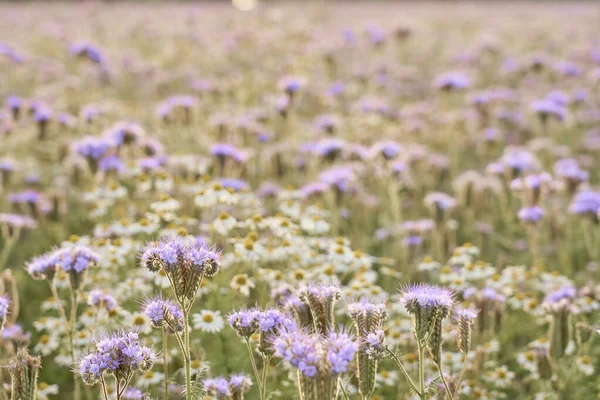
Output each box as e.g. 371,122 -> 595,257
204,377 -> 231,396
98,155 -> 124,174
554,158 -> 588,182
0,213 -> 37,230
218,178 -> 249,192
79,331 -> 155,386
399,284 -> 454,316
531,99 -> 566,121
88,290 -> 117,311
434,72 -> 471,91
142,296 -> 184,330
58,246 -> 100,274
544,287 -> 576,304
75,136 -> 112,160
272,327 -> 321,377
70,42 -> 105,64
228,309 -> 259,338
327,331 -> 357,374
0,295 -> 10,320
569,190 -> 600,216
518,206 -> 544,223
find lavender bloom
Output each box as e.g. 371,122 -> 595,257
0,213 -> 37,231
140,237 -> 221,300
70,42 -> 105,64
98,155 -> 124,174
25,251 -> 60,280
434,72 -> 471,91
88,290 -> 117,311
518,206 -> 544,224
544,287 -> 576,304
228,309 -> 259,338
58,246 -> 100,274
229,374 -> 252,396
8,189 -> 40,205
74,136 -> 112,160
272,328 -> 321,377
399,284 -> 454,340
122,388 -> 144,400
0,295 -> 10,329
142,296 -> 184,330
79,331 -> 155,386
569,190 -> 600,217
531,99 -> 566,122
218,178 -> 250,192
327,331 -> 357,374
278,76 -> 305,95
204,377 -> 231,397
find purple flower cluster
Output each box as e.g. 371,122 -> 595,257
140,236 -> 220,276
228,308 -> 294,339
87,290 -> 117,312
142,296 -> 184,330
79,331 -> 155,386
326,331 -> 358,373
399,284 -> 454,316
0,213 -> 37,230
272,328 -> 322,377
58,246 -> 101,274
204,374 -> 252,398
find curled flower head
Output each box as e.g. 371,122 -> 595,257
0,295 -> 10,330
139,237 -> 221,300
88,290 -> 117,312
142,296 -> 184,331
79,330 -> 155,386
327,330 -> 358,374
399,284 -> 454,317
229,374 -> 253,395
272,327 -> 322,378
25,250 -> 61,280
228,309 -> 259,339
204,377 -> 231,398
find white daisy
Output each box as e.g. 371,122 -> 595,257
34,334 -> 60,356
230,274 -> 255,297
37,382 -> 59,400
126,312 -> 153,334
193,310 -> 224,333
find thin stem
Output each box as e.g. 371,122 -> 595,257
245,340 -> 264,400
100,378 -> 109,400
163,328 -> 169,400
0,233 -> 17,271
385,348 -> 420,396
418,342 -> 426,400
436,364 -> 454,400
70,289 -> 81,400
452,355 -> 468,399
261,354 -> 271,400
183,309 -> 192,400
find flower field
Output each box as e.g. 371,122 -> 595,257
0,2 -> 599,399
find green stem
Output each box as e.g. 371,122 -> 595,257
418,342 -> 426,400
245,340 -> 264,400
386,348 -> 420,395
70,289 -> 81,400
163,328 -> 169,400
436,364 -> 454,400
100,378 -> 109,400
183,310 -> 192,400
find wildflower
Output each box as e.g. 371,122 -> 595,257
192,310 -> 224,333
576,355 -> 594,376
230,274 -> 255,297
78,330 -> 155,386
87,290 -> 117,312
142,296 -> 184,331
0,295 -> 10,330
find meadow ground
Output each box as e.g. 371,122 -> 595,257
0,1 -> 599,399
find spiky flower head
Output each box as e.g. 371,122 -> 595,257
142,296 -> 184,331
139,237 -> 221,301
297,283 -> 341,334
8,348 -> 41,400
229,374 -> 252,399
54,245 -> 100,291
399,284 -> 454,342
0,295 -> 10,331
272,327 -> 322,378
25,250 -> 60,281
327,330 -> 358,374
228,309 -> 259,339
78,330 -> 155,386
455,308 -> 478,354
347,299 -> 388,337
88,290 -> 117,312
203,377 -> 231,399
